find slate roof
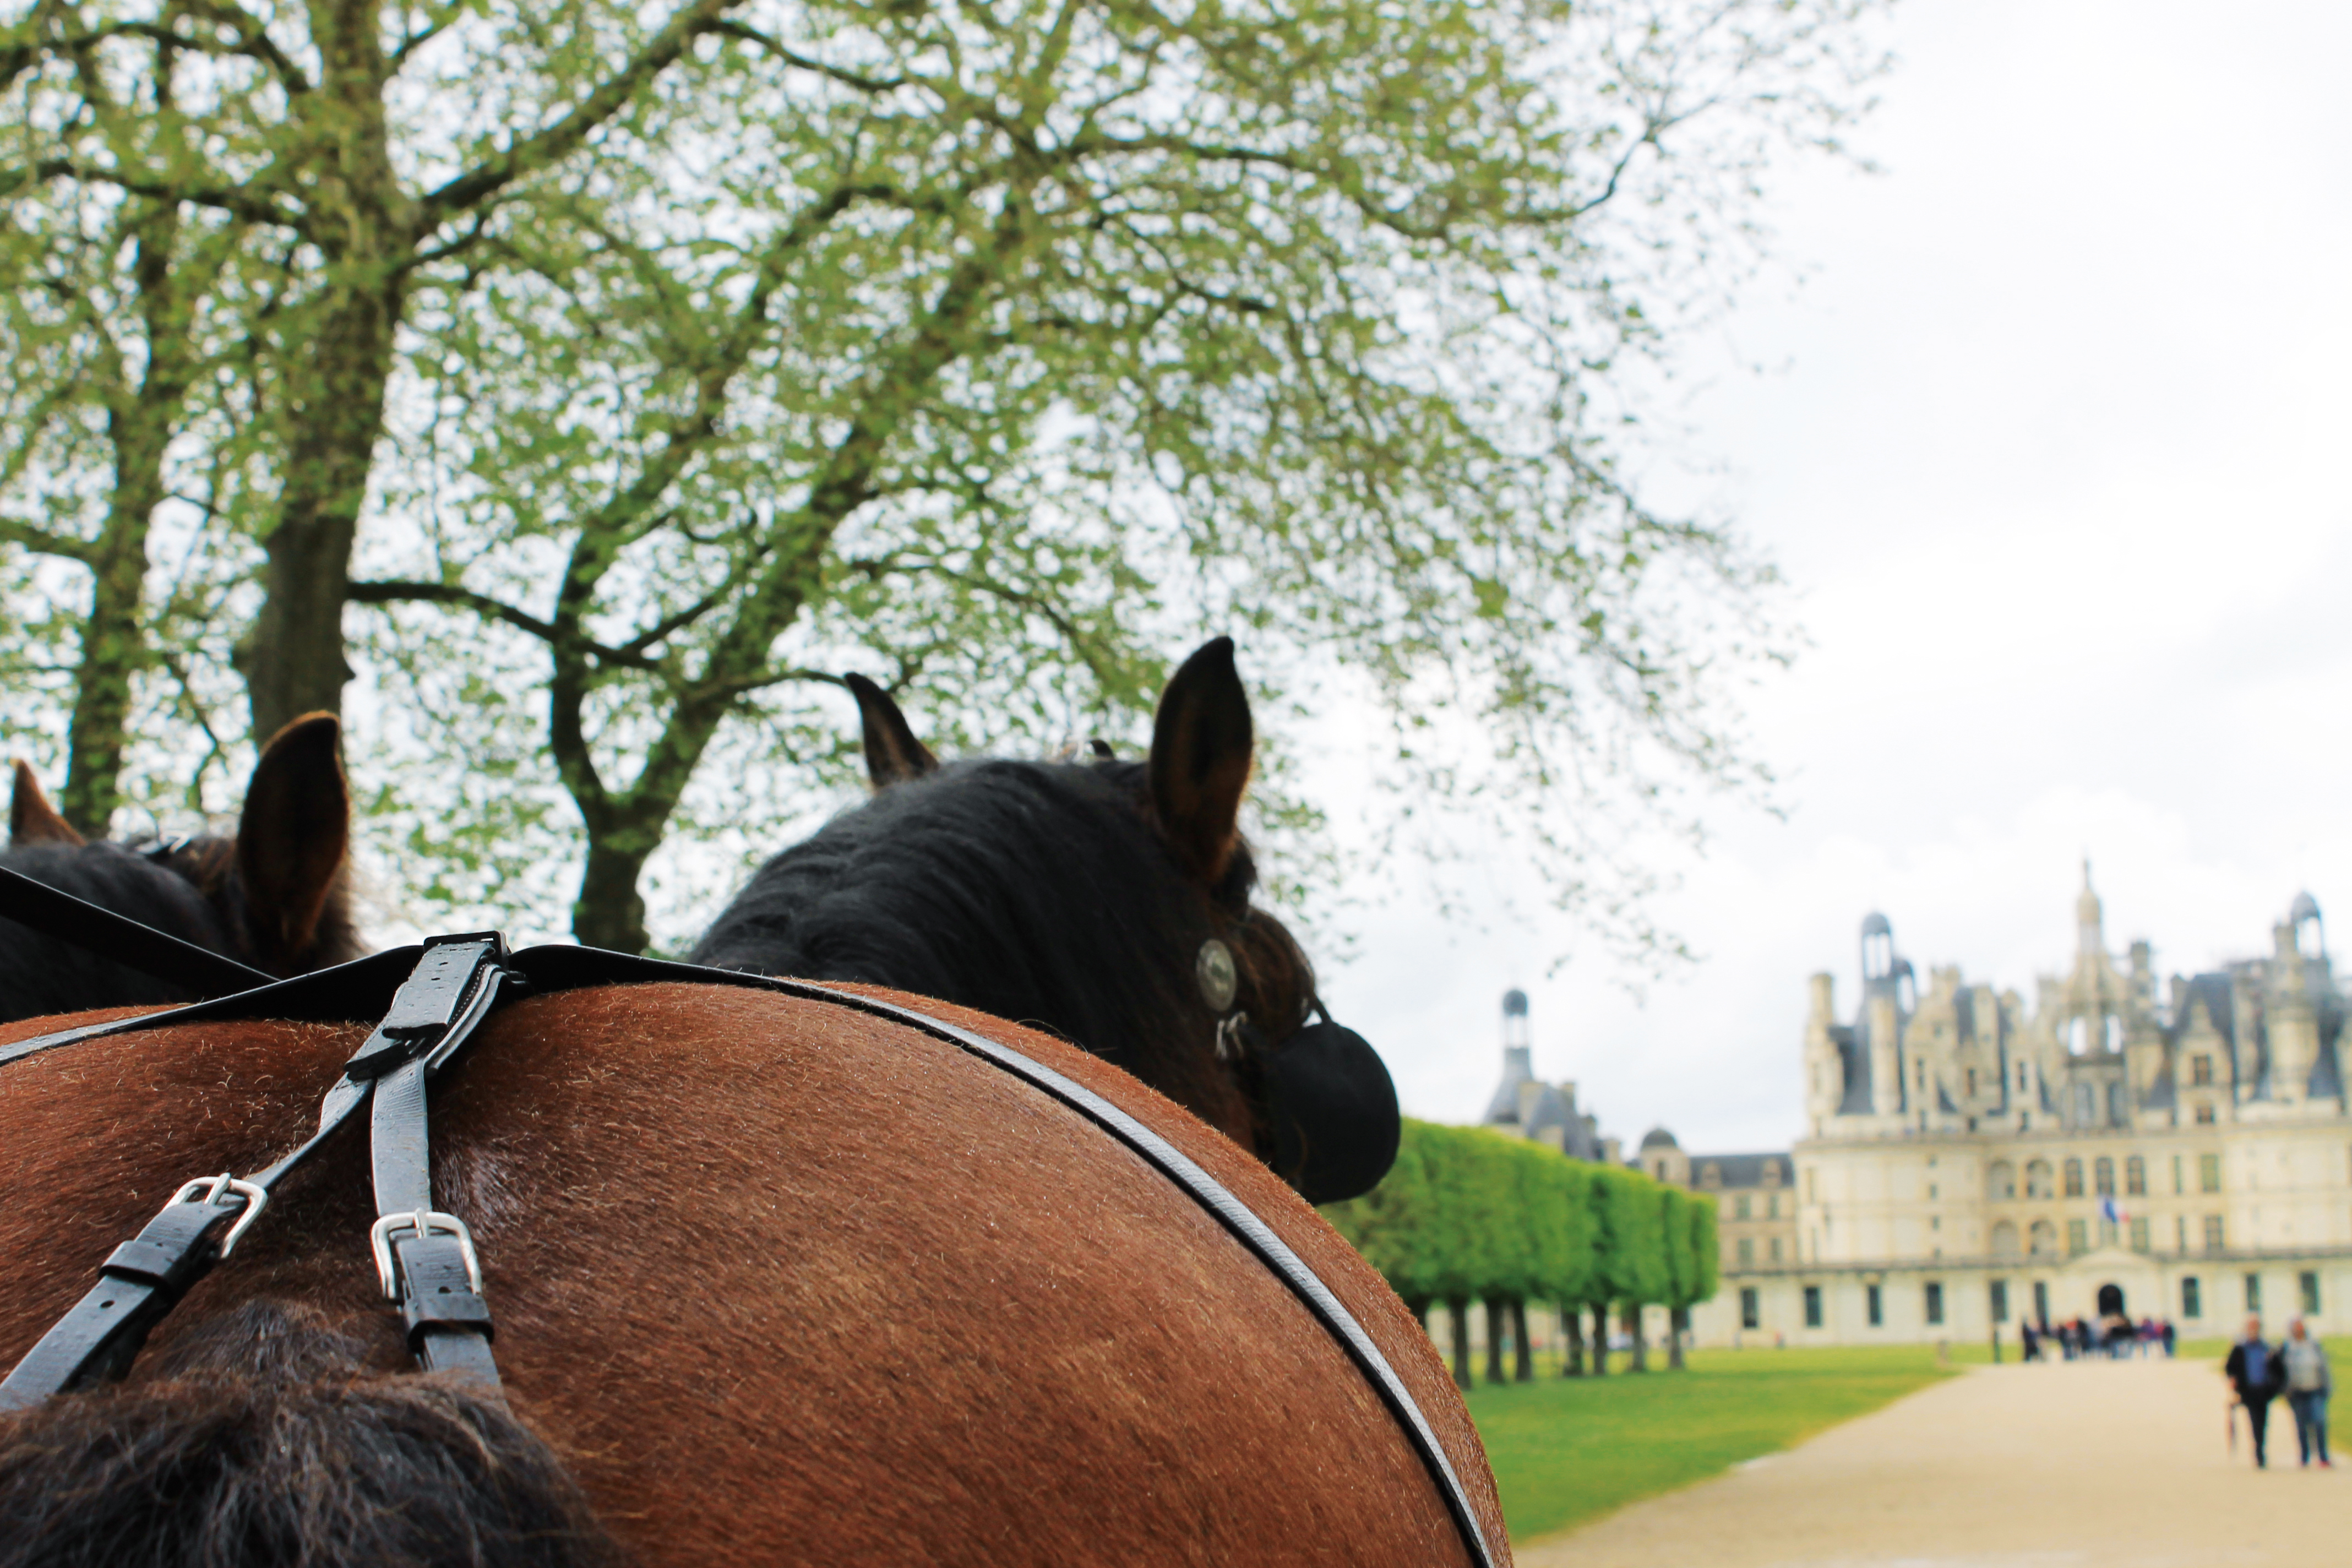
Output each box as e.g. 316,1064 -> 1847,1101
1689,1152 -> 1794,1189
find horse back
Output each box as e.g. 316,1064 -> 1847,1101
0,983 -> 1505,1566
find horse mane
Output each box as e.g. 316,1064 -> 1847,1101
0,1300 -> 617,1568
0,841 -> 238,1017
690,756 -> 1307,1130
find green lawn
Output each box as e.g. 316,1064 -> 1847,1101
1462,1345 -> 1957,1544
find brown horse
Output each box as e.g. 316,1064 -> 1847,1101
0,650 -> 1504,1566
0,715 -> 362,1022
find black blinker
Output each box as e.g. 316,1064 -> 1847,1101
1262,1012 -> 1400,1205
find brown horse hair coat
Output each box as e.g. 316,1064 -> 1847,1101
0,982 -> 1508,1566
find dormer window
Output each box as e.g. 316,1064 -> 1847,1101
2191,1054 -> 2214,1086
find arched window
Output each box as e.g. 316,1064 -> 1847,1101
2063,1159 -> 2084,1197
2125,1156 -> 2146,1196
2094,1158 -> 2115,1197
2026,1159 -> 2054,1199
2029,1220 -> 2057,1256
1991,1221 -> 2019,1257
1988,1161 -> 2016,1200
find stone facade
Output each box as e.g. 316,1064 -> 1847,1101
1637,1130 -> 1798,1276
1684,874 -> 2352,1347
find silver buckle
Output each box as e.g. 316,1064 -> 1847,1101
1215,1011 -> 1251,1062
368,1211 -> 481,1301
170,1172 -> 269,1257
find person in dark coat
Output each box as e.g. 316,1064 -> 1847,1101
2225,1316 -> 2289,1467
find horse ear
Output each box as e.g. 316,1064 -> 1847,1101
845,674 -> 939,790
236,712 -> 350,967
1148,638 -> 1253,886
10,761 -> 85,846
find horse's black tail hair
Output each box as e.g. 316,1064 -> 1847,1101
0,1301 -> 620,1568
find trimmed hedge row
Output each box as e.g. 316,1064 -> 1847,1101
1321,1120 -> 1718,1368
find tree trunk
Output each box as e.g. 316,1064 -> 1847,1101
1668,1305 -> 1689,1369
1447,1300 -> 1472,1390
240,0 -> 404,741
61,199 -> 204,835
1511,1299 -> 1533,1382
242,279 -> 394,737
1562,1306 -> 1585,1376
572,826 -> 660,953
1483,1300 -> 1506,1387
1627,1303 -> 1648,1371
1589,1304 -> 1609,1376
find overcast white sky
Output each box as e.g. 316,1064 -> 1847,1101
1317,0 -> 2352,1155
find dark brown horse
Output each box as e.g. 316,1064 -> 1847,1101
693,640 -> 1395,1205
0,715 -> 362,1022
0,645 -> 1496,1565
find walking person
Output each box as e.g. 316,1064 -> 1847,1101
2282,1317 -> 2333,1468
2225,1316 -> 2289,1468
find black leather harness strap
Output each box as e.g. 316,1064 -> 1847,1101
0,865 -> 274,999
0,945 -> 426,1070
503,950 -> 1504,1568
362,936 -> 508,1391
0,939 -> 1495,1568
0,936 -> 515,1412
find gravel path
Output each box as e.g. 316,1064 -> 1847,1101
1516,1355 -> 2343,1568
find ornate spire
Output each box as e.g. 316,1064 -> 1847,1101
2077,858 -> 2104,954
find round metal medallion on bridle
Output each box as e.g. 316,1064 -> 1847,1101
1195,939 -> 1237,1012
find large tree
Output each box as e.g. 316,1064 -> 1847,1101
3,0 -> 1886,950
2,0 -> 766,821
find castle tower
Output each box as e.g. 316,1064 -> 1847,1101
1861,913 -> 1904,1117
2077,858 -> 2104,958
2269,902 -> 2321,1107
1483,988 -> 1535,1125
1805,972 -> 1844,1125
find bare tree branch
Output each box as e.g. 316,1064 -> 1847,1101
707,21 -> 906,94
415,0 -> 752,230
0,516 -> 97,563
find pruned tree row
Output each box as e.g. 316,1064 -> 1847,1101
1322,1120 -> 1718,1386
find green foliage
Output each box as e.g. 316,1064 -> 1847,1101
1584,1161 -> 1667,1309
1689,1191 -> 1722,1306
1,0 -> 1888,955
1322,1118 -> 1690,1316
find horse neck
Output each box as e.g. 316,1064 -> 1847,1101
0,842 -> 235,1021
690,762 -> 1250,1138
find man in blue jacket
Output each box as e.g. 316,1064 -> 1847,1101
2225,1316 -> 2289,1467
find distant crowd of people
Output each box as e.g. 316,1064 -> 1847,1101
2226,1316 -> 2333,1469
2019,1313 -> 2175,1361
